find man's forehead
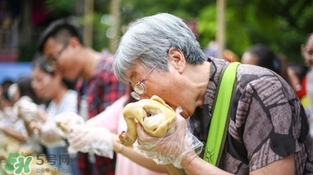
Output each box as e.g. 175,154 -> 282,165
44,37 -> 59,49
44,37 -> 65,53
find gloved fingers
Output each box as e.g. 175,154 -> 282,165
55,113 -> 85,138
71,136 -> 87,149
133,107 -> 204,168
55,112 -> 85,126
36,122 -> 65,147
67,126 -> 88,148
29,121 -> 42,130
136,114 -> 187,146
66,125 -> 114,158
18,101 -> 37,113
136,122 -> 160,145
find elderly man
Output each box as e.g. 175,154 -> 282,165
112,13 -> 313,175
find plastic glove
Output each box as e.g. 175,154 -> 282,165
67,125 -> 114,159
14,96 -> 38,123
30,120 -> 65,147
54,111 -> 85,138
134,107 -> 203,169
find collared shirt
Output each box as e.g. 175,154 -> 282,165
75,54 -> 127,175
76,55 -> 127,119
191,57 -> 313,174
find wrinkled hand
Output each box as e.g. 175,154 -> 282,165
67,125 -> 114,158
134,107 -> 203,169
30,120 -> 65,147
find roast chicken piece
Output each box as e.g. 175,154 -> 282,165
118,95 -> 176,146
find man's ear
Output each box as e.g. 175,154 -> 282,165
167,48 -> 186,73
68,37 -> 81,48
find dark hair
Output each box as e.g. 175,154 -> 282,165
32,54 -> 76,90
1,79 -> 14,101
1,79 -> 14,91
16,76 -> 45,104
246,44 -> 281,74
37,18 -> 82,53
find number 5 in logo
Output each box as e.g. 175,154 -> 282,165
5,152 -> 19,172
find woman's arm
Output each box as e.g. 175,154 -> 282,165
112,134 -> 169,173
165,164 -> 187,175
180,152 -> 233,175
0,126 -> 28,143
23,120 -> 33,137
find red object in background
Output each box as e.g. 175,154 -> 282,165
297,75 -> 307,100
0,50 -> 18,62
31,0 -> 51,26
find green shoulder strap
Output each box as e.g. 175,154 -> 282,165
203,62 -> 240,166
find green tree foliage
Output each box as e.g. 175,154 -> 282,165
197,0 -> 313,62
40,0 -> 313,62
44,0 -> 77,17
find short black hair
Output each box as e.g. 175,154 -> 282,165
1,79 -> 14,90
37,18 -> 83,53
247,44 -> 281,74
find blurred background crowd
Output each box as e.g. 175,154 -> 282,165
0,0 -> 313,174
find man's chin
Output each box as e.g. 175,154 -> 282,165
63,74 -> 77,82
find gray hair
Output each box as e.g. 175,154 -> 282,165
113,13 -> 206,83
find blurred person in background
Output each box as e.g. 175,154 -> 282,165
0,79 -> 13,94
241,43 -> 291,84
287,62 -> 308,100
277,53 -> 292,87
0,79 -> 29,144
0,76 -> 45,158
0,79 -> 13,112
303,33 -> 313,69
203,40 -> 239,62
37,18 -> 127,175
302,33 -> 313,118
304,33 -> 313,137
24,55 -> 79,175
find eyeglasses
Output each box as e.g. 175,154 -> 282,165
46,42 -> 68,71
131,64 -> 158,100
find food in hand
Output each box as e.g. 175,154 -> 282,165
119,95 -> 176,146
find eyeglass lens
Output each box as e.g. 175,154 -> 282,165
134,82 -> 145,94
131,91 -> 140,100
